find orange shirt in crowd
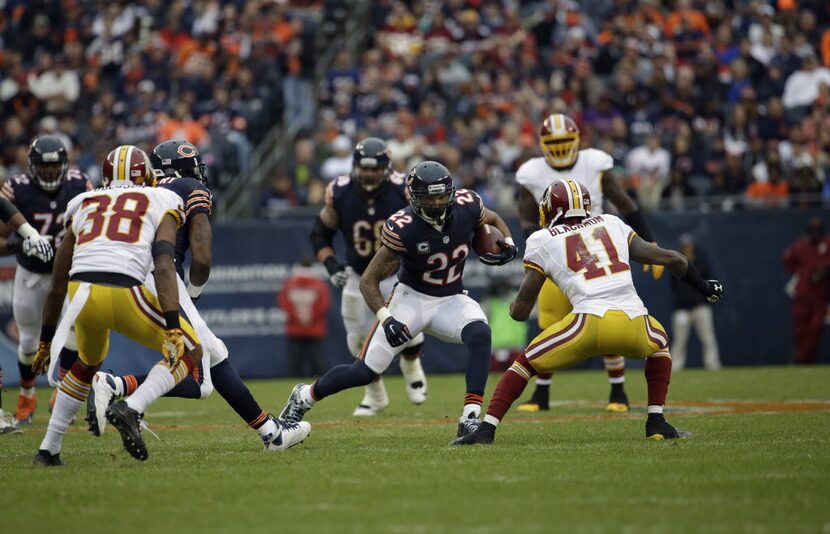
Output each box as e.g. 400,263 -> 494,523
746,180 -> 790,205
158,117 -> 209,146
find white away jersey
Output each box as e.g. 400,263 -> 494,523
516,148 -> 613,213
524,214 -> 647,319
67,185 -> 185,282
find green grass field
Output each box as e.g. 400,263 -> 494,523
2,366 -> 830,533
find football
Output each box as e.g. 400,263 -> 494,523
473,224 -> 505,256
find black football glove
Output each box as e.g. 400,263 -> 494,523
479,239 -> 518,266
323,256 -> 349,288
706,280 -> 724,303
382,316 -> 412,348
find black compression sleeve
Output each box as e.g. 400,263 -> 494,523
152,240 -> 176,259
623,211 -> 655,242
681,259 -> 711,296
311,216 -> 336,254
0,198 -> 19,224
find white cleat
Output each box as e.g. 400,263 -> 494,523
400,357 -> 428,405
263,418 -> 311,451
86,372 -> 119,437
406,380 -> 428,405
352,378 -> 389,417
0,409 -> 22,435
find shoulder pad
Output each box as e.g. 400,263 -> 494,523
580,148 -> 614,172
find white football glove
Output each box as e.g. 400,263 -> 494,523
23,235 -> 54,262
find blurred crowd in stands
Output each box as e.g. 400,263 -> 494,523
0,0 -> 322,192
261,0 -> 830,216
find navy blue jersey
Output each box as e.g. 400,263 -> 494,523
0,169 -> 91,273
381,189 -> 485,297
155,176 -> 212,278
327,172 -> 409,274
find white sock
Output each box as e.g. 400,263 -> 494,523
400,356 -> 425,384
462,403 -> 480,419
257,417 -> 279,439
483,414 -> 500,427
647,405 -> 664,415
40,389 -> 85,454
21,386 -> 35,398
300,384 -> 316,406
126,361 -> 186,414
535,378 -> 552,387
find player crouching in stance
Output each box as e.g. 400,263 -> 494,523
454,179 -> 724,446
282,161 -> 517,437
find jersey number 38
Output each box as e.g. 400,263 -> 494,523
77,192 -> 149,245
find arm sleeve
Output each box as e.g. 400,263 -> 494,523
186,188 -> 212,218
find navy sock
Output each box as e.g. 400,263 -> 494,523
312,359 -> 377,401
59,348 -> 78,374
461,320 -> 491,398
211,359 -> 264,426
163,376 -> 203,399
18,361 -> 36,388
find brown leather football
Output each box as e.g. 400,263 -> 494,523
473,224 -> 504,256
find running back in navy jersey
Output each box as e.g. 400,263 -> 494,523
0,169 -> 92,273
381,189 -> 485,297
156,176 -> 212,278
327,172 -> 409,274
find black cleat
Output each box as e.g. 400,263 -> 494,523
646,415 -> 691,441
106,401 -> 148,461
33,449 -> 63,466
457,412 -> 481,438
607,384 -> 630,413
452,421 -> 496,446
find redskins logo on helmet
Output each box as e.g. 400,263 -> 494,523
539,113 -> 579,169
101,145 -> 155,187
539,179 -> 591,228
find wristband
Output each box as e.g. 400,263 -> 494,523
323,256 -> 341,275
163,311 -> 181,330
376,307 -> 392,322
187,282 -> 205,299
40,324 -> 57,343
18,222 -> 40,241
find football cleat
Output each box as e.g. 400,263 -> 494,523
406,380 -> 427,405
352,379 -> 389,417
86,372 -> 119,437
262,415 -> 311,452
606,387 -> 630,413
33,449 -> 63,467
0,409 -> 23,435
14,394 -> 36,425
106,401 -> 148,461
646,415 -> 692,441
516,401 -> 542,413
452,421 -> 496,446
457,412 -> 481,438
279,384 -> 313,424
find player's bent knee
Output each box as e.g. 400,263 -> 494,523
351,359 -> 379,385
461,320 -> 491,346
17,349 -> 36,365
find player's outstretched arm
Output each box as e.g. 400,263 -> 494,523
510,267 -> 547,321
153,214 -> 181,318
311,205 -> 348,287
359,245 -> 401,314
629,236 -> 724,302
32,229 -> 75,374
187,212 -> 212,297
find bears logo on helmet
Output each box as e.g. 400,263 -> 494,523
151,139 -> 208,184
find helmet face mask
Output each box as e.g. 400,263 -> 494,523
352,138 -> 390,195
407,161 -> 455,227
151,139 -> 208,185
539,114 -> 580,169
29,135 -> 68,193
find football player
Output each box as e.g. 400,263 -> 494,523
281,161 -> 518,438
454,179 -> 724,446
311,137 -> 427,416
515,113 -> 662,413
0,194 -> 55,434
86,140 -> 311,452
0,135 -> 91,425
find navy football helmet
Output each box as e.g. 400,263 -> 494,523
407,161 -> 455,227
150,139 -> 208,184
28,135 -> 68,193
351,137 -> 391,196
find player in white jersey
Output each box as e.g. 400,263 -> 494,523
454,179 -> 724,446
514,112 -> 664,413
